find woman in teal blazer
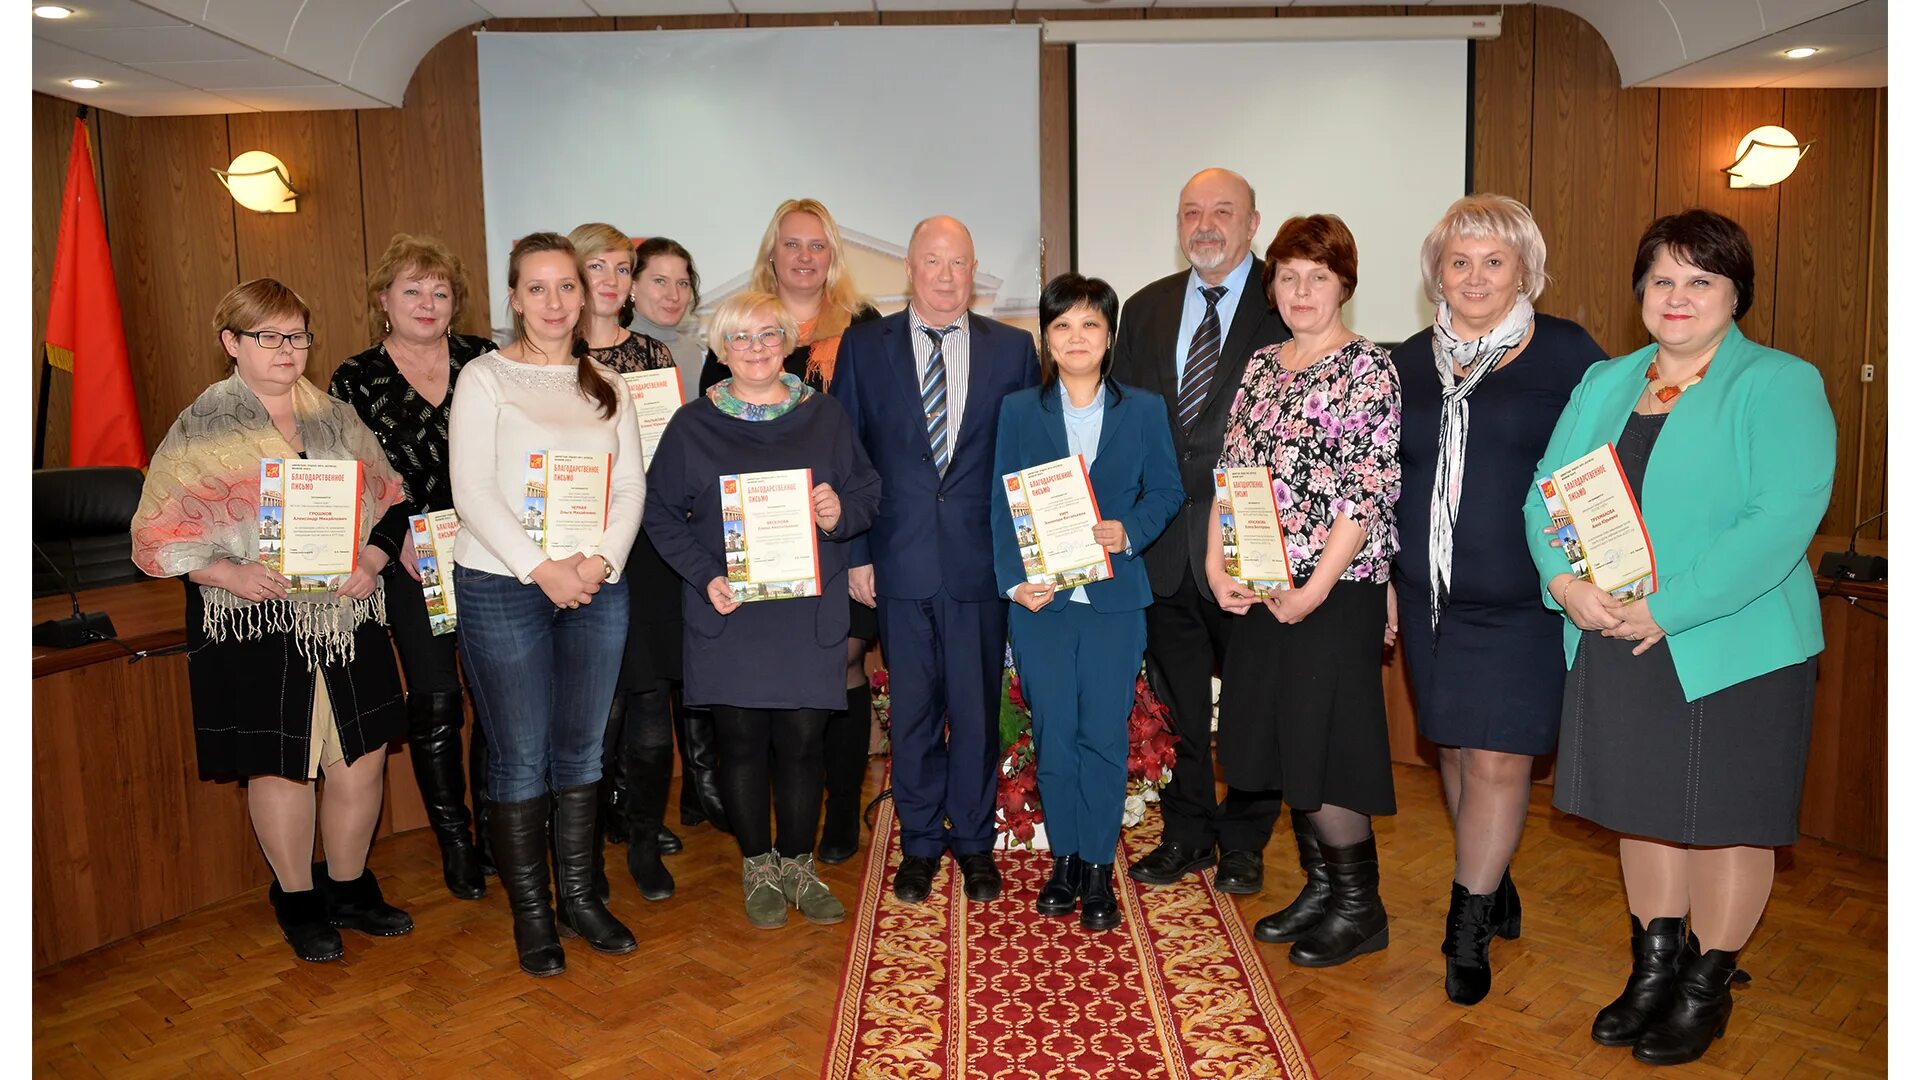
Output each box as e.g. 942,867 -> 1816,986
1523,210 -> 1835,1068
991,274 -> 1184,932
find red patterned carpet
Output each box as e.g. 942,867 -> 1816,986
821,795 -> 1317,1079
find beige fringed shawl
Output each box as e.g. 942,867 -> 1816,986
131,374 -> 404,668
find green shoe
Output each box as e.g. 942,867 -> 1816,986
781,854 -> 846,925
743,853 -> 788,929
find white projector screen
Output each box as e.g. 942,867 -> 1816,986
476,28 -> 1043,340
1074,40 -> 1469,343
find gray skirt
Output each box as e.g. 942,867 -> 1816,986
1553,631 -> 1816,847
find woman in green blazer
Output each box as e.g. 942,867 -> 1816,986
1524,210 -> 1835,1068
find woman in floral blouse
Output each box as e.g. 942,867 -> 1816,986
1206,214 -> 1401,970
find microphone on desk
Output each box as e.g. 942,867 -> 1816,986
32,541 -> 118,649
1817,510 -> 1888,583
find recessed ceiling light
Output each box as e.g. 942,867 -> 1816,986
1785,47 -> 1820,59
67,77 -> 102,89
33,5 -> 74,18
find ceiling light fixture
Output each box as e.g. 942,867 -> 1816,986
33,5 -> 74,18
1726,126 -> 1813,188
67,77 -> 102,89
1784,46 -> 1819,59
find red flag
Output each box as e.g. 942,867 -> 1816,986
44,116 -> 145,468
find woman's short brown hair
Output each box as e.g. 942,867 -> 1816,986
1632,209 -> 1756,320
214,278 -> 310,361
1262,214 -> 1358,304
365,233 -> 469,342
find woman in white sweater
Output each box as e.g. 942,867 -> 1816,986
448,232 -> 646,978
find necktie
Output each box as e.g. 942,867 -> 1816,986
1176,285 -> 1229,433
921,324 -> 958,474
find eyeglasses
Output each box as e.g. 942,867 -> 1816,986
237,329 -> 315,350
723,328 -> 789,352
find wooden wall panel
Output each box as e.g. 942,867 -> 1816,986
227,111 -> 369,393
32,93 -> 83,467
94,110 -> 239,458
1774,88 -> 1878,538
1527,5 -> 1658,356
356,30 -> 493,340
614,15 -> 743,30
1801,588 -> 1887,856
1463,2 -> 1533,201
1653,88 -> 1784,347
1862,90 -> 1887,542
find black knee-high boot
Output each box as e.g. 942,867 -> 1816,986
818,683 -> 871,865
600,693 -> 631,847
407,689 -> 484,899
469,708 -> 496,877
489,794 -> 564,977
622,709 -> 677,900
678,705 -> 730,833
553,784 -> 637,954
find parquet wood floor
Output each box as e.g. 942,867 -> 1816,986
34,762 -> 1886,1078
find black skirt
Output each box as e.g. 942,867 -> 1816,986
1554,633 -> 1816,847
618,532 -> 683,692
184,581 -> 405,781
1216,580 -> 1396,815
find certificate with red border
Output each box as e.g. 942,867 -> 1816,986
525,450 -> 612,560
409,509 -> 460,635
1538,443 -> 1657,603
259,457 -> 362,593
720,468 -> 821,603
620,369 -> 684,471
1213,466 -> 1295,596
1002,454 -> 1112,590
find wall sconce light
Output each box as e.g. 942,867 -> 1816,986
1725,126 -> 1812,189
213,150 -> 298,213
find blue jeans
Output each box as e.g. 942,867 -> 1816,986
454,565 -> 628,804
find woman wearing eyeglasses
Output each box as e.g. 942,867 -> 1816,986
698,200 -> 884,867
644,290 -> 880,930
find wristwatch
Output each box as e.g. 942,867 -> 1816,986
592,554 -> 619,584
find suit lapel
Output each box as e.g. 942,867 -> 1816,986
1040,386 -> 1070,462
885,316 -> 926,439
1092,382 -> 1124,463
954,312 -> 996,454
1145,282 -> 1184,401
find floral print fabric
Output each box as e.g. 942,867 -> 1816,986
1218,338 -> 1402,583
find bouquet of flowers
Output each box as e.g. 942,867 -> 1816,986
869,667 -> 891,753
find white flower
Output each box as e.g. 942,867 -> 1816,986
1122,793 -> 1147,828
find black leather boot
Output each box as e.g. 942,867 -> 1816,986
818,683 -> 871,865
489,795 -> 565,977
269,881 -> 343,963
469,711 -> 496,878
1254,809 -> 1329,943
1441,882 -> 1497,1005
1035,854 -> 1081,916
1079,862 -> 1121,931
1492,868 -> 1521,939
1591,915 -> 1687,1045
622,717 -> 677,901
1632,933 -> 1748,1066
553,784 -> 637,954
318,861 -> 414,936
1288,833 -> 1388,968
678,705 -> 730,833
407,689 -> 484,899
600,694 -> 632,846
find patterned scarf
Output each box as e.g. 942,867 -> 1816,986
1426,296 -> 1534,630
131,373 -> 404,667
707,372 -> 813,421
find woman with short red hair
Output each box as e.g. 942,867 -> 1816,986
1206,214 -> 1402,969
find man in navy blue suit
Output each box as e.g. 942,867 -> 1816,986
833,216 -> 1040,904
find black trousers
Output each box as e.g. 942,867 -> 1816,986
1142,568 -> 1282,851
712,706 -> 829,859
386,566 -> 463,695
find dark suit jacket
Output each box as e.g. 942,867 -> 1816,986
1110,257 -> 1290,598
990,381 -> 1184,613
832,309 -> 1040,602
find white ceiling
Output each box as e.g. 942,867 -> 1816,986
31,0 -> 1890,115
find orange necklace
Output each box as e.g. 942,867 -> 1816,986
1646,360 -> 1709,404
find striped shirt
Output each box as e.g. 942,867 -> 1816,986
909,305 -> 971,455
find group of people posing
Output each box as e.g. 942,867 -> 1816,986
130,165 -> 1835,1070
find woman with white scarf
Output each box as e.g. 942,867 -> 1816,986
1388,195 -> 1605,1005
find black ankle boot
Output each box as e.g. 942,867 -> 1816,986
1254,809 -> 1329,943
490,794 -> 565,977
1036,854 -> 1081,916
621,721 -> 676,901
553,784 -> 637,954
269,881 -> 343,962
469,714 -> 497,878
1288,833 -> 1388,967
678,706 -> 730,833
1079,861 -> 1120,931
1592,915 -> 1687,1045
1441,882 -> 1497,1005
407,690 -> 484,900
1492,868 -> 1521,939
818,685 -> 871,865
1632,933 -> 1748,1066
318,861 -> 414,936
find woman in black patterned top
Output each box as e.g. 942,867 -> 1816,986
569,222 -> 686,904
330,233 -> 497,902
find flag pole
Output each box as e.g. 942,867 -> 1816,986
35,104 -> 90,469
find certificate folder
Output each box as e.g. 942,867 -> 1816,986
1001,454 -> 1113,591
259,457 -> 362,594
620,368 -> 684,471
1537,443 -> 1657,603
408,510 -> 460,636
524,450 -> 612,561
719,468 -> 821,603
1213,466 -> 1295,596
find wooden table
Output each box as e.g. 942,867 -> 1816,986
33,579 -> 441,971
